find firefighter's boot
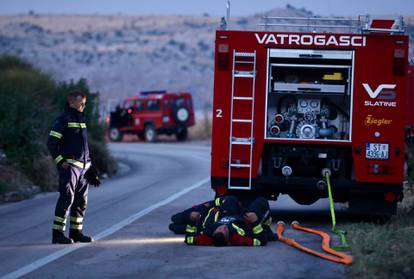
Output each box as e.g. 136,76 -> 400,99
69,229 -> 94,243
264,226 -> 279,242
52,230 -> 74,244
168,223 -> 187,234
171,210 -> 191,225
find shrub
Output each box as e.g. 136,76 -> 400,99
0,55 -> 117,192
30,155 -> 58,191
89,138 -> 117,177
0,181 -> 11,195
0,56 -> 56,188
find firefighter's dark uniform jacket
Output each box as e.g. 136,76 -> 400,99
47,105 -> 91,232
184,196 -> 268,246
48,105 -> 91,169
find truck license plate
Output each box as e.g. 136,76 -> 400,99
365,143 -> 389,160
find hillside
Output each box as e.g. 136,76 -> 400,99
0,14 -> 219,110
0,6 -> 413,112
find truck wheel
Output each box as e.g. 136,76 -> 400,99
144,125 -> 157,142
176,126 -> 188,141
109,128 -> 123,142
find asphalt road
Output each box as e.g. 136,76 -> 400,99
0,141 -> 349,279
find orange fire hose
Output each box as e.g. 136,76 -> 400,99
291,221 -> 353,265
276,221 -> 352,265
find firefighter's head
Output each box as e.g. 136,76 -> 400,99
68,91 -> 87,112
212,224 -> 230,246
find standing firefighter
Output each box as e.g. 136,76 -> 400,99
47,91 -> 100,244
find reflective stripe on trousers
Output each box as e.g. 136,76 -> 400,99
70,216 -> 84,230
53,215 -> 67,231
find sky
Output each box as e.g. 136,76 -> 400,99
0,0 -> 413,17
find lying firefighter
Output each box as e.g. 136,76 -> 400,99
169,195 -> 277,246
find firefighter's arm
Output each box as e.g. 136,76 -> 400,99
185,234 -> 214,246
228,222 -> 267,246
47,116 -> 65,167
199,196 -> 225,210
184,224 -> 214,245
187,197 -> 224,222
229,234 -> 265,246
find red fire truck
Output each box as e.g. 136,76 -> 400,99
210,16 -> 413,216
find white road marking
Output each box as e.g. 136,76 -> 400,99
0,177 -> 210,279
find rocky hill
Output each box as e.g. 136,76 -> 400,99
0,5 -> 413,112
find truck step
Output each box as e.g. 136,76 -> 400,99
234,71 -> 255,78
235,52 -> 256,57
232,119 -> 252,123
235,61 -> 255,64
230,163 -> 251,168
228,185 -> 251,190
234,96 -> 253,101
231,137 -> 253,145
232,142 -> 252,145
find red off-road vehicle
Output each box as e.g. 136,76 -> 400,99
108,91 -> 195,142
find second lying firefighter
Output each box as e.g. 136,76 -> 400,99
170,196 -> 276,246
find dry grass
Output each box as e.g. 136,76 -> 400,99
188,112 -> 211,140
344,144 -> 414,279
344,211 -> 414,279
0,164 -> 42,202
0,164 -> 32,191
109,114 -> 212,143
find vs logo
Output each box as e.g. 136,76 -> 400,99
362,83 -> 396,100
363,83 -> 397,107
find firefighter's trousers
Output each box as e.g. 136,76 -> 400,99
246,197 -> 271,226
53,166 -> 89,232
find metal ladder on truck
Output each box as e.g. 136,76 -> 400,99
228,50 -> 257,190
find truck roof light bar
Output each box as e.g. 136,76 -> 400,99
258,23 -> 358,29
262,16 -> 360,22
364,27 -> 405,33
257,15 -> 405,34
260,16 -> 360,32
